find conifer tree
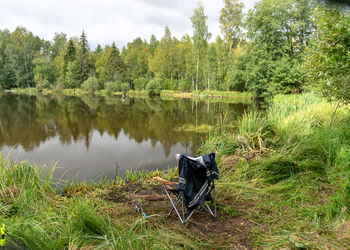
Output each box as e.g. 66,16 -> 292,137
63,39 -> 76,75
75,30 -> 91,85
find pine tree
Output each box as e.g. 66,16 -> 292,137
106,42 -> 123,82
75,30 -> 91,86
63,39 -> 76,75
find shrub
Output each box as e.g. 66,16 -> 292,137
133,77 -> 149,90
120,82 -> 130,95
81,77 -> 99,95
162,78 -> 176,90
34,74 -> 51,92
178,78 -> 192,92
146,79 -> 162,96
105,81 -> 120,94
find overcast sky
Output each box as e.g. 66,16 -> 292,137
0,0 -> 258,49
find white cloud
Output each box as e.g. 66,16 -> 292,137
0,0 -> 258,49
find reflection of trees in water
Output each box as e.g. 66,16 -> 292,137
0,94 -> 249,155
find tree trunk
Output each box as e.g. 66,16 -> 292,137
192,76 -> 194,91
208,73 -> 210,91
196,56 -> 199,91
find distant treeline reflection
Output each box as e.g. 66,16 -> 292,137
0,94 -> 248,156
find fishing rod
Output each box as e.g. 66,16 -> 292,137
105,149 -> 147,218
124,178 -> 147,218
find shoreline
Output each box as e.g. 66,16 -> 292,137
10,87 -> 254,103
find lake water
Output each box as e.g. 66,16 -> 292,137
0,93 -> 250,181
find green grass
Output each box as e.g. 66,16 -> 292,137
200,92 -> 350,248
127,90 -> 149,97
0,154 -> 196,249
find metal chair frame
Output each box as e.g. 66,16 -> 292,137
154,176 -> 217,224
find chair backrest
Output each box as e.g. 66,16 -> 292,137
176,153 -> 218,211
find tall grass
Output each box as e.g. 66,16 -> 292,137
201,92 -> 350,248
0,153 -> 192,249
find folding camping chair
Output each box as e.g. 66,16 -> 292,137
153,153 -> 218,224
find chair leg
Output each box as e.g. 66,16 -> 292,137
164,189 -> 184,223
181,192 -> 185,223
213,187 -> 217,218
168,195 -> 182,216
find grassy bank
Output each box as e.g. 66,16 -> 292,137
0,156 -> 211,249
201,92 -> 350,248
11,88 -> 253,103
161,90 -> 253,101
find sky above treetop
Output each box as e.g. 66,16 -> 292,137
0,0 -> 258,49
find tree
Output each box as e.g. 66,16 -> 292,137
6,27 -> 43,88
149,27 -> 178,85
305,5 -> 350,104
220,0 -> 244,54
33,56 -> 57,87
237,0 -> 313,98
0,29 -> 15,89
51,32 -> 67,60
75,30 -> 91,86
63,39 -> 76,75
191,2 -> 211,91
81,76 -> 99,94
121,37 -> 149,87
104,42 -> 123,82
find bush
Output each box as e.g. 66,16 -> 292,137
133,77 -> 149,90
120,82 -> 130,95
81,77 -> 99,95
34,74 -> 51,92
162,78 -> 176,90
146,79 -> 162,96
53,83 -> 64,93
178,78 -> 191,92
105,81 -> 120,94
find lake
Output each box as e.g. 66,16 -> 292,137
0,93 -> 251,181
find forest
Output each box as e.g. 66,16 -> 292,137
0,0 -> 348,101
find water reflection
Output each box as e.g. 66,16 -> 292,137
0,94 -> 250,181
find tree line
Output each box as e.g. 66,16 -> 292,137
0,0 -> 348,100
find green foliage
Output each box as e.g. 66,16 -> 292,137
178,78 -> 191,91
162,78 -> 176,90
75,31 -> 91,86
120,82 -> 130,95
220,0 -> 244,52
305,6 -> 350,104
105,81 -> 120,94
96,42 -> 123,83
238,0 -> 313,98
5,27 -> 43,88
146,79 -> 162,96
81,77 -> 99,94
191,2 -> 211,90
33,56 -> 57,87
133,77 -> 149,90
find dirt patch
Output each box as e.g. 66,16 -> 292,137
104,182 -> 254,248
104,184 -> 165,203
188,214 -> 253,249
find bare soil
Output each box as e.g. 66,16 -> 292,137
104,182 -> 254,249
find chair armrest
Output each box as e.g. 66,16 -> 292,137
152,176 -> 178,185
